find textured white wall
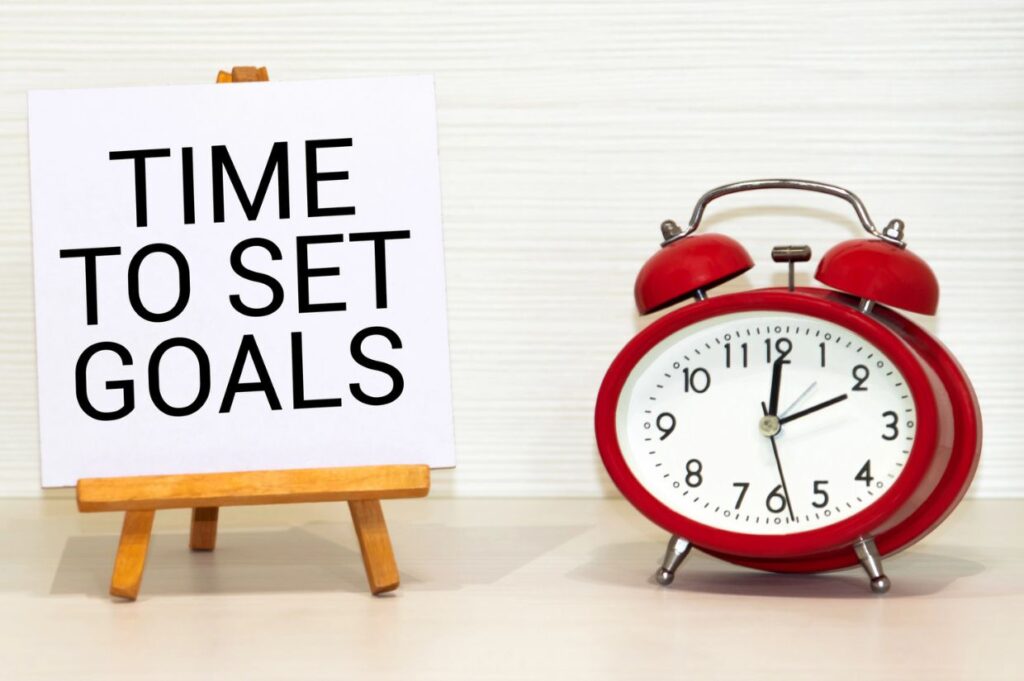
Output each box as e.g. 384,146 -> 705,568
0,1 -> 1021,497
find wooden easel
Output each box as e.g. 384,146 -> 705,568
75,66 -> 432,601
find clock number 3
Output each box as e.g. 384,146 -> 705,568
881,410 -> 899,440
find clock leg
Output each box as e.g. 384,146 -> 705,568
853,537 -> 891,594
655,535 -> 692,586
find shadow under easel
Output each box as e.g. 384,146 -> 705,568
568,540 -> 990,599
49,527 -> 370,598
49,520 -> 588,599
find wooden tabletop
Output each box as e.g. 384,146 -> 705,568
0,497 -> 1018,680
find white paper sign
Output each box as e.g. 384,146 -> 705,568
28,76 -> 455,487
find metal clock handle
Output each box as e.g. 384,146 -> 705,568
663,179 -> 907,248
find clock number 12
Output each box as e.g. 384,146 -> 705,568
765,337 -> 792,364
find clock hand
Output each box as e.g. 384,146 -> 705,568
778,394 -> 848,425
780,381 -> 816,419
767,358 -> 786,416
761,401 -> 795,521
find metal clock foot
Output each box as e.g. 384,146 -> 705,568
853,537 -> 891,594
655,535 -> 692,586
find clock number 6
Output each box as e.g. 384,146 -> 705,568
766,485 -> 788,514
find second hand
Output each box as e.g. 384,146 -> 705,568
780,381 -> 816,419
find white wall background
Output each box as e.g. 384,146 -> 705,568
1,0 -> 1021,497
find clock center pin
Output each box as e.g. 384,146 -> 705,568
758,414 -> 782,437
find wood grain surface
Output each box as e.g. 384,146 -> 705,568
0,1 -> 1021,497
0,497 -> 1018,678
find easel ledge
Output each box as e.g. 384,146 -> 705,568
78,465 -> 430,511
73,66 -> 433,602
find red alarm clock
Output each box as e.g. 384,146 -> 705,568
595,180 -> 981,593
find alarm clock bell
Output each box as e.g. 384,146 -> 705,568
634,230 -> 753,314
816,237 -> 940,316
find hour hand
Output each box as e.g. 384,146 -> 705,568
778,394 -> 848,425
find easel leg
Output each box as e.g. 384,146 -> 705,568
189,507 -> 219,551
348,500 -> 400,595
110,510 -> 155,601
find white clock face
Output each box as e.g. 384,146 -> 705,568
616,311 -> 917,535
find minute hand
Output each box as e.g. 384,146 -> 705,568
778,394 -> 848,425
767,358 -> 785,416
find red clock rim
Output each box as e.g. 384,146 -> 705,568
595,289 -> 940,559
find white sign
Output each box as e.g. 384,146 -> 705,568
28,76 -> 455,487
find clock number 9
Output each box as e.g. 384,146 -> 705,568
655,412 -> 676,440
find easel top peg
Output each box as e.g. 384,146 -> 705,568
216,66 -> 270,83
